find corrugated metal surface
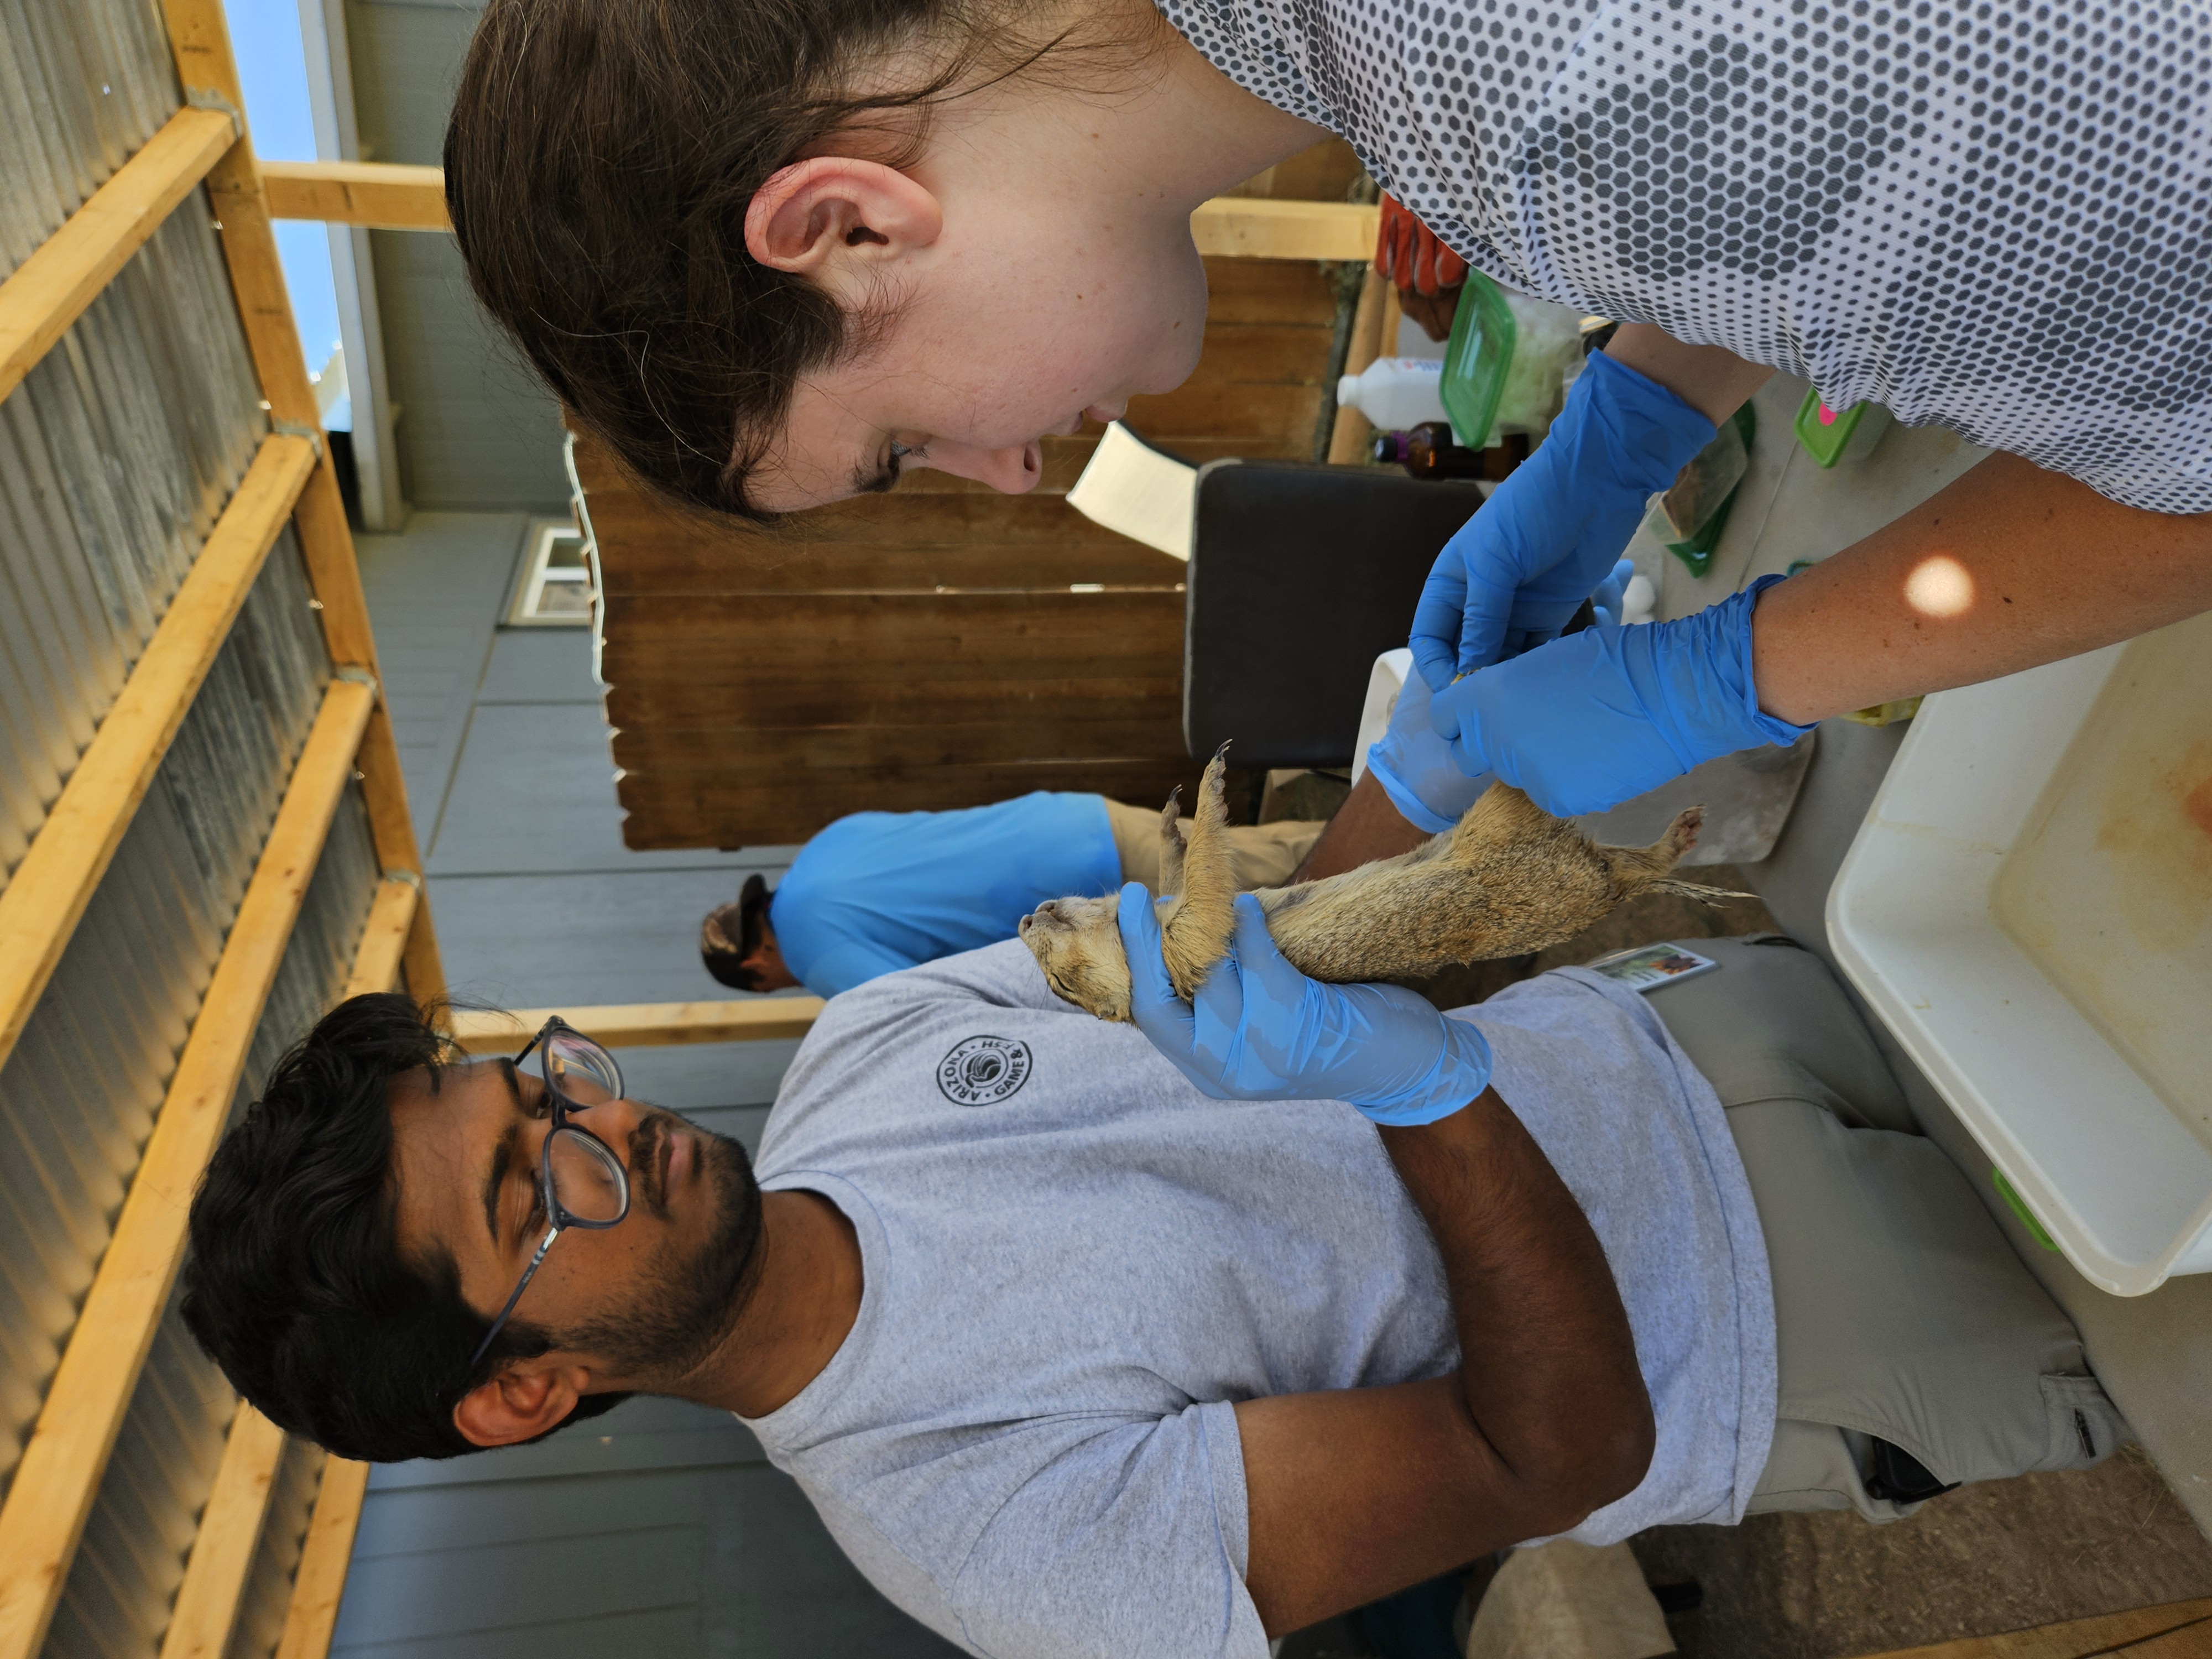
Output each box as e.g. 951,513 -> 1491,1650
0,520 -> 362,1659
0,532 -> 328,1493
0,7 -> 399,1657
39,779 -> 383,1659
0,0 -> 180,283
0,197 -> 270,878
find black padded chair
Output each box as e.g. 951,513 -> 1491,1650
1182,460 -> 1490,770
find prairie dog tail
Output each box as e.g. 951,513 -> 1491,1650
1600,805 -> 1744,901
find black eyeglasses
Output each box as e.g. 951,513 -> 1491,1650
465,1017 -> 630,1377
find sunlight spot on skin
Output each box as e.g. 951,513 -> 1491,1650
1904,554 -> 1975,618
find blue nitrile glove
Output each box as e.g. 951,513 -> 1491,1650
1408,351 -> 1715,690
1117,888 -> 1493,1125
1429,574 -> 1814,817
1588,558 -> 1635,630
1371,560 -> 1634,831
1365,655 -> 1493,833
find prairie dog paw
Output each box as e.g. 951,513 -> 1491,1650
1661,805 -> 1703,862
1159,788 -> 1187,898
1162,743 -> 1238,999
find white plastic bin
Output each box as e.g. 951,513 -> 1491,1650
1828,609 -> 2212,1295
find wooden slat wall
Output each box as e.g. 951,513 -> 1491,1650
0,432 -> 316,1068
589,256 -> 1346,849
0,2 -> 447,1656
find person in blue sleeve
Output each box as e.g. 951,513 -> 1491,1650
700,791 -> 1323,999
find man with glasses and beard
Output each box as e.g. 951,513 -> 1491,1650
185,927 -> 2124,1657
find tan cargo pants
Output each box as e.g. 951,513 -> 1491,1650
1642,936 -> 2128,1522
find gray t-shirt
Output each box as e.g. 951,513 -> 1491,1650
744,941 -> 1775,1659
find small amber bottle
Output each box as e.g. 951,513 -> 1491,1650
1373,422 -> 1479,479
1373,422 -> 1523,481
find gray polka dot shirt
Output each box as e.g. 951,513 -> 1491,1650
1160,0 -> 2212,512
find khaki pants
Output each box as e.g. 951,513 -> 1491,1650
1102,800 -> 1323,894
1641,936 -> 2127,1522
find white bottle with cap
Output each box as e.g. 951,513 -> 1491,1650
1336,358 -> 1449,432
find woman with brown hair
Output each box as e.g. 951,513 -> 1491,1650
443,0 -> 2210,826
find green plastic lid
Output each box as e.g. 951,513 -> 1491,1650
1439,272 -> 1516,449
1793,389 -> 1867,468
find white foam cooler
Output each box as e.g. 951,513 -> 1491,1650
1829,609 -> 2212,1295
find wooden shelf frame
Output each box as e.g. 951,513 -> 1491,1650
148,886 -> 420,1659
451,996 -> 827,1054
0,431 -> 316,1074
0,677 -> 376,1659
249,884 -> 419,1659
155,1404 -> 288,1659
259,158 -> 1380,261
0,103 -> 239,404
0,3 -> 450,1656
260,160 -> 449,232
270,1458 -> 372,1659
159,0 -> 448,1003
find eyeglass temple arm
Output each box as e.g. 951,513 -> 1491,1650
465,1222 -> 561,1377
512,1013 -> 578,1068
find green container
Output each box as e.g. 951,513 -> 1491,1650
1794,389 -> 1870,467
1662,401 -> 1759,578
1438,271 -> 1517,449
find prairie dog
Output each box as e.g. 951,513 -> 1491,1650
1019,748 -> 1713,1021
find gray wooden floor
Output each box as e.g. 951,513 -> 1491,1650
347,513 -> 959,1659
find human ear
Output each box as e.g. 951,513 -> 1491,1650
744,156 -> 943,283
451,1360 -> 591,1449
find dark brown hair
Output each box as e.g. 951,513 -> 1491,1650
444,0 -> 1151,521
700,874 -> 771,991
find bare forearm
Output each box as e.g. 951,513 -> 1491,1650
1754,452 -> 2212,723
1229,1081 -> 1650,1631
1380,1093 -> 1651,1519
1604,322 -> 1771,424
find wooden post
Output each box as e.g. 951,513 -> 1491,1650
1327,268 -> 1390,465
341,876 -> 420,1002
449,997 -> 827,1053
156,0 -> 444,1018
400,891 -> 448,1009
258,160 -> 449,231
0,432 -> 315,1074
255,159 -> 1384,265
0,105 -> 238,404
1378,283 -> 1404,371
0,679 -> 375,1659
270,1459 -> 371,1659
156,0 -> 430,890
155,1406 -> 288,1659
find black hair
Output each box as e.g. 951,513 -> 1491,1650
180,994 -> 628,1462
700,874 -> 771,993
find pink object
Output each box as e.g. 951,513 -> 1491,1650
1817,402 -> 1839,426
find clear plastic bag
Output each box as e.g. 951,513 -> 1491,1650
1490,291 -> 1585,440
1645,415 -> 1750,543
